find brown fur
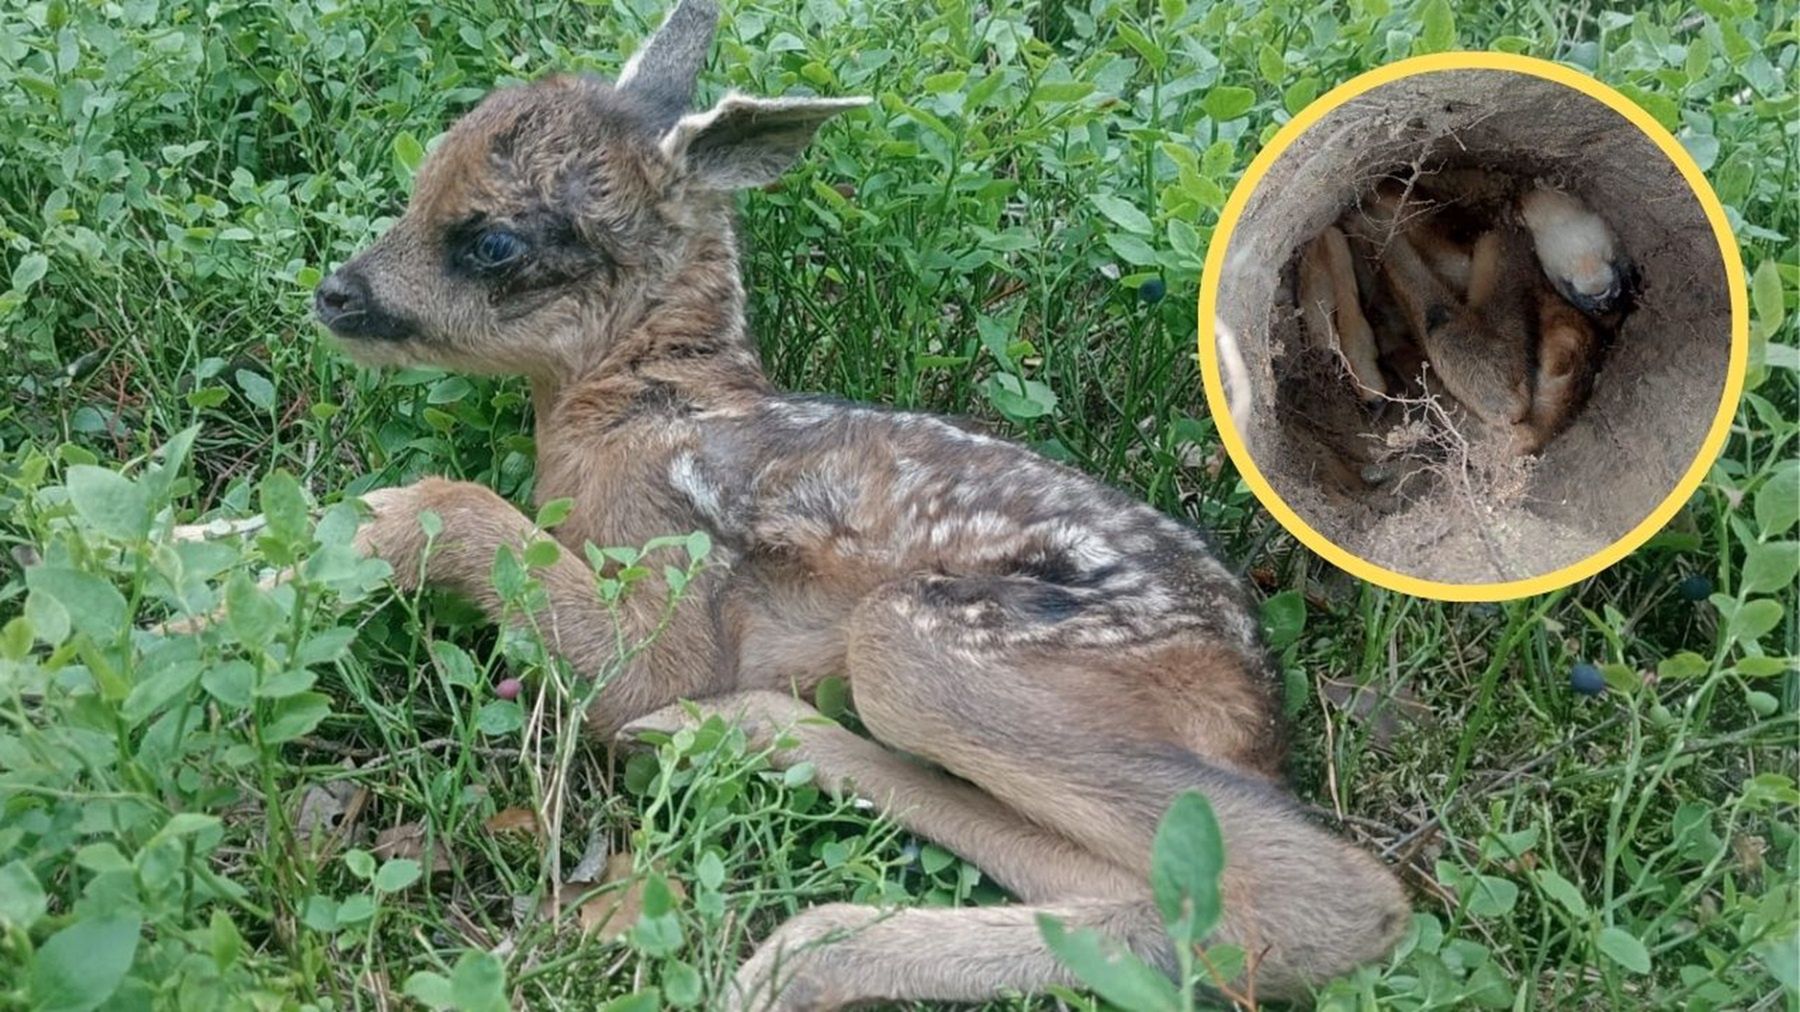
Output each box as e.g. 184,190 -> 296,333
1511,283 -> 1603,455
1299,226 -> 1387,401
1322,178 -> 1621,456
312,3 -> 1410,1006
1341,194 -> 1534,429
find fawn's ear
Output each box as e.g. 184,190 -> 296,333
616,0 -> 719,131
659,93 -> 870,190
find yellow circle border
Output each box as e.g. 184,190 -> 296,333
1196,51 -> 1749,603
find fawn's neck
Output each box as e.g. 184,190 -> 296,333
529,218 -> 773,469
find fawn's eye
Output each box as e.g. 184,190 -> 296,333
470,229 -> 527,269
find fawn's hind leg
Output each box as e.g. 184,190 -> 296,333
720,575 -> 1408,1007
620,690 -> 1143,903
732,898 -> 1165,1011
621,689 -> 1161,1011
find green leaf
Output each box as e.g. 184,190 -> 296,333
1031,80 -> 1095,104
210,909 -> 243,972
920,844 -> 955,875
1200,139 -> 1235,178
535,497 -> 575,528
1259,590 -> 1306,649
1757,931 -> 1799,993
300,889 -> 338,929
316,891 -> 372,929
1104,233 -> 1159,266
477,700 -> 524,736
0,860 -> 47,930
1655,651 -> 1709,680
523,538 -> 561,568
262,692 -> 333,743
1751,259 -> 1785,340
428,376 -> 472,405
696,852 -> 726,891
981,374 -> 1058,421
65,465 -> 150,541
1417,0 -> 1456,53
1532,867 -> 1589,920
1091,194 -> 1153,235
31,915 -> 142,1012
393,130 -> 426,173
1755,462 -> 1800,535
344,849 -> 375,880
24,566 -> 127,642
1728,598 -> 1784,645
1683,36 -> 1712,85
430,640 -> 481,690
1596,925 -> 1651,974
24,590 -> 70,647
1114,22 -> 1166,70
121,659 -> 203,725
1150,791 -> 1225,945
1462,873 -> 1519,917
813,675 -> 849,719
374,858 -> 423,893
236,368 -> 276,412
1037,915 -> 1180,1011
781,761 -> 817,788
1735,656 -> 1792,678
450,951 -> 508,1012
202,660 -> 256,709
259,469 -> 311,554
1742,542 -> 1798,596
922,70 -> 966,93
298,627 -> 357,666
663,959 -> 702,1007
1166,219 -> 1201,260
1257,44 -> 1284,85
1201,85 -> 1255,121
1283,77 -> 1320,115
225,571 -> 282,648
256,667 -> 317,699
142,425 -> 199,506
641,874 -> 677,918
403,971 -> 455,1010
12,251 -> 49,292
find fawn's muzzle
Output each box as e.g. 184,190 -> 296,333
313,267 -> 417,342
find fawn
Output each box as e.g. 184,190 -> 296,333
1320,177 -> 1626,454
309,1 -> 1409,1006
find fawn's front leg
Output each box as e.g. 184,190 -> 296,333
357,477 -> 721,733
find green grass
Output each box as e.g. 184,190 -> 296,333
1,0 -> 1796,1009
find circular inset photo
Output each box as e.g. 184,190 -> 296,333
1201,53 -> 1745,601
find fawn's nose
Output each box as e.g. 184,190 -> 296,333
313,270 -> 370,329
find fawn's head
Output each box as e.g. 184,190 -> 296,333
313,0 -> 864,380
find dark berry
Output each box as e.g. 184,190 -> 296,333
1676,573 -> 1712,602
1570,663 -> 1605,696
495,677 -> 523,701
1138,277 -> 1166,304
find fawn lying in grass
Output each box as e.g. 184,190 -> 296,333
305,0 -> 1408,1005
